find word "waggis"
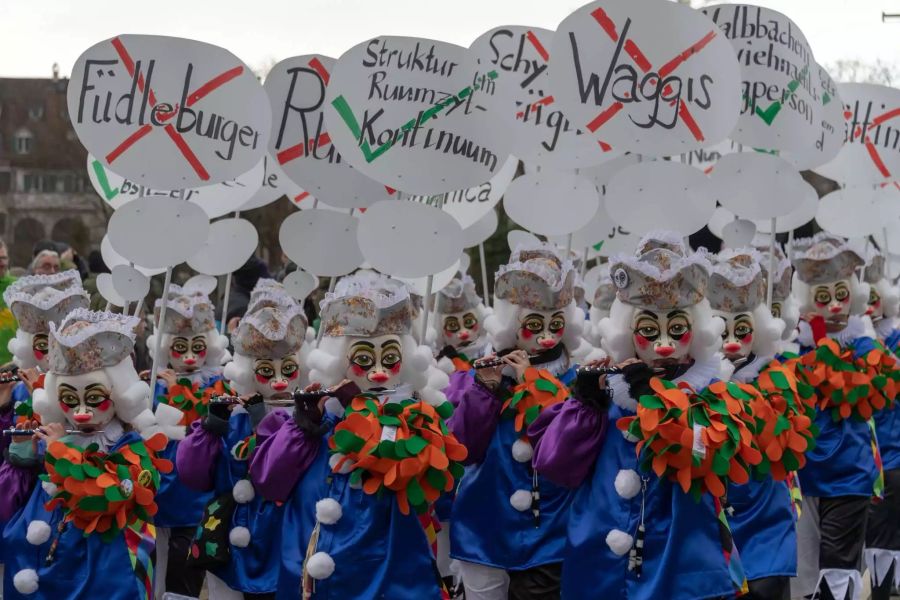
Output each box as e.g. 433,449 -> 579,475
76,59 -> 263,161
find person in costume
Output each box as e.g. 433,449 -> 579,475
528,231 -> 757,600
146,284 -> 231,598
861,252 -> 900,600
176,286 -> 309,600
586,265 -> 616,347
708,248 -> 805,600
434,275 -> 492,373
248,272 -> 465,599
788,234 -> 891,600
756,245 -> 801,355
445,242 -> 599,600
1,271 -> 90,462
0,308 -> 168,599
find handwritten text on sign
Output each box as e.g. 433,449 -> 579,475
67,35 -> 271,189
550,0 -> 741,156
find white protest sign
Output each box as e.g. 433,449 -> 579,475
280,210 -> 363,277
111,265 -> 150,301
282,269 -> 320,302
459,252 -> 471,274
816,187 -> 883,238
108,197 -> 210,268
466,26 -> 621,169
183,274 -> 218,296
395,259 -> 461,297
721,219 -> 757,248
400,154 -> 518,229
816,83 -> 900,185
550,0 -> 742,156
239,155 -> 306,211
606,160 -> 715,235
708,206 -> 737,239
324,36 -> 512,194
676,138 -> 738,173
187,218 -> 259,276
702,5 -> 829,160
709,152 -> 805,219
462,209 -> 499,248
357,200 -> 463,278
503,170 -> 600,236
96,273 -> 126,308
87,154 -> 263,218
265,55 -> 394,209
100,235 -> 165,277
508,230 -> 542,251
68,35 -> 271,189
751,181 -> 817,233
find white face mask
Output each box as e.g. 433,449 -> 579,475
631,308 -> 694,366
31,332 -> 50,371
867,286 -> 884,321
441,310 -> 483,349
713,310 -> 755,361
515,308 -> 566,354
250,354 -> 301,399
345,334 -> 404,391
808,279 -> 851,329
56,370 -> 117,431
168,334 -> 208,372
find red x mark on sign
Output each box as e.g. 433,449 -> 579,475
584,8 -> 717,143
104,36 -> 244,182
849,105 -> 900,179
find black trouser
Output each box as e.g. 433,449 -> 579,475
507,563 -> 562,600
744,576 -> 790,600
867,468 -> 900,600
818,496 -> 869,571
165,526 -> 207,597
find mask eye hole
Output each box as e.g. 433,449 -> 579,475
523,317 -> 544,333
548,315 -> 565,333
84,389 -> 110,407
814,289 -> 832,305
171,339 -> 189,354
462,314 -> 478,329
58,389 -> 80,407
771,303 -> 781,319
32,335 -> 48,354
444,317 -> 460,332
350,349 -> 375,371
834,286 -> 849,302
734,319 -> 753,339
381,351 -> 401,368
254,362 -> 275,379
281,360 -> 298,377
634,317 -> 660,341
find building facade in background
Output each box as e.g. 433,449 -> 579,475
0,66 -> 107,267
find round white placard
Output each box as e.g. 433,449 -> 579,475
280,209 -> 363,276
458,251 -> 471,274
356,200 -> 463,278
816,187 -> 882,238
69,35 -> 271,189
100,235 -> 166,277
708,206 -> 737,239
183,274 -> 218,296
720,219 -> 757,248
709,152 -> 805,219
96,273 -> 126,308
504,171 -> 600,236
507,230 -> 542,251
282,269 -> 320,302
238,155 -> 306,211
462,209 -> 499,248
751,182 -> 818,233
107,197 -> 210,268
606,161 -> 715,235
187,218 -> 259,276
111,265 -> 150,301
551,0 -> 742,156
395,259 -> 461,297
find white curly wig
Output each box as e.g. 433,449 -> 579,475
8,330 -> 40,369
598,298 -> 725,363
306,334 -> 449,408
791,273 -> 869,316
776,294 -> 801,341
32,357 -> 158,438
874,278 -> 900,319
745,304 -> 787,359
586,305 -> 609,347
146,327 -> 231,368
483,298 -> 605,364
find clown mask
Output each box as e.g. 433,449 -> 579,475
346,334 -> 403,391
32,333 -> 50,371
808,279 -> 851,331
169,334 -> 208,372
713,310 -> 754,361
441,310 -> 482,349
867,286 -> 884,321
516,308 -> 566,355
252,354 -> 301,399
632,308 -> 693,366
56,370 -> 116,432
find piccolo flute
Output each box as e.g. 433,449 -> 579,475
0,373 -> 21,383
3,428 -> 104,436
472,354 -> 540,369
140,372 -> 195,382
207,394 -> 296,407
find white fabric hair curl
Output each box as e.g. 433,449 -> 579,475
484,298 -> 603,363
598,299 -> 724,363
748,304 -> 786,358
146,328 -> 231,368
33,357 -> 157,438
875,279 -> 900,319
8,330 -> 38,369
792,274 -> 868,316
779,295 -> 800,341
307,334 -> 448,407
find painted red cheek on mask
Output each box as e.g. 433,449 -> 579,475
815,302 -> 827,308
286,371 -> 298,380
554,328 -> 564,337
198,350 -> 207,357
256,374 -> 270,384
444,330 -> 455,338
96,399 -> 112,412
350,364 -> 367,376
59,403 -> 69,413
841,297 -> 850,304
33,350 -> 45,359
171,351 -> 182,358
388,363 -> 401,374
678,332 -> 692,345
634,335 -> 650,350
741,334 -> 753,345
520,329 -> 533,339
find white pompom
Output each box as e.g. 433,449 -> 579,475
605,529 -> 634,556
511,439 -> 534,463
232,479 -> 255,504
621,429 -> 639,443
328,453 -> 354,475
26,520 -> 51,545
509,489 -> 532,512
41,481 -> 57,497
306,551 -> 336,579
315,498 -> 343,525
229,526 -> 251,548
13,569 -> 39,594
614,470 -> 642,500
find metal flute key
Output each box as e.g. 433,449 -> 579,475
207,394 -> 296,408
0,373 -> 21,383
472,354 -> 540,369
3,428 -> 105,436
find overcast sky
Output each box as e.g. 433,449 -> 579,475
0,0 -> 897,78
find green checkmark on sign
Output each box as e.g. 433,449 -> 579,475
750,66 -> 809,126
330,71 -> 498,164
91,160 -> 119,201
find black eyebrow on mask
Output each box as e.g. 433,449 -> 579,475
85,383 -> 108,391
524,313 -> 544,320
58,383 -> 77,391
666,310 -> 687,318
637,310 -> 658,318
172,336 -> 189,342
735,313 -> 751,320
350,341 -> 375,349
381,340 -> 401,348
